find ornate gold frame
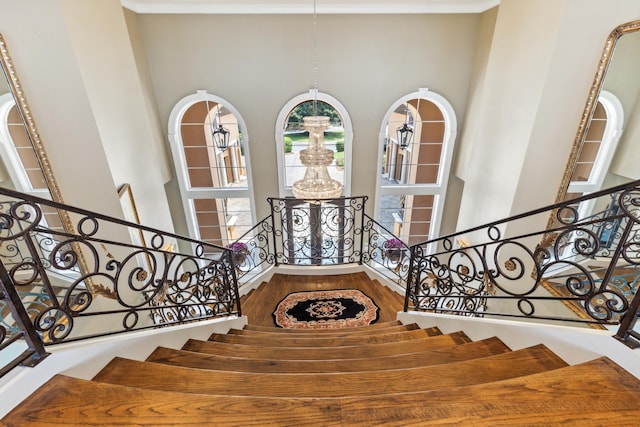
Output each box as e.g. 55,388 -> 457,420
118,183 -> 153,272
542,21 -> 640,329
0,34 -> 67,211
0,33 -> 104,296
551,20 -> 640,216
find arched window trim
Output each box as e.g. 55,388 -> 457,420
0,93 -> 53,197
566,90 -> 623,222
374,87 -> 458,246
0,93 -> 30,192
167,89 -> 256,242
568,89 -> 624,195
274,89 -> 353,197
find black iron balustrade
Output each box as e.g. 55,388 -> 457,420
229,217 -> 275,287
0,261 -> 48,377
406,180 -> 640,341
267,197 -> 368,266
228,196 -> 410,292
0,187 -> 239,359
361,213 -> 411,286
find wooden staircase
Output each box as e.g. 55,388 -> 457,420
2,273 -> 640,425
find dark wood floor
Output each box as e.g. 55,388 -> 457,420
240,272 -> 405,327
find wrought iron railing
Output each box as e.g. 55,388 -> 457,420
0,187 -> 240,375
406,180 -> 640,347
231,217 -> 275,287
5,179 -> 640,380
267,197 -> 367,265
229,196 -> 410,291
361,213 -> 411,285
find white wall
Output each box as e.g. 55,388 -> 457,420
454,6 -> 498,183
0,0 -> 175,234
455,0 -> 568,232
134,13 -> 481,223
455,0 -> 640,238
0,1 -> 122,219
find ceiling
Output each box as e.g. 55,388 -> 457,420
121,0 -> 500,14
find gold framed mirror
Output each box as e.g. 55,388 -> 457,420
0,33 -> 106,298
0,31 -> 78,242
552,20 -> 640,217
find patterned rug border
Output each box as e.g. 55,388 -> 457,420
272,289 -> 380,329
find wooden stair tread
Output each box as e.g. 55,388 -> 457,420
337,357 -> 640,425
240,279 -> 271,316
242,319 -> 403,333
208,328 -> 440,346
6,358 -> 640,426
1,374 -> 343,426
365,278 -> 404,308
148,337 -> 511,373
371,279 -> 405,305
237,287 -> 258,315
181,331 -> 471,359
92,345 -> 566,398
229,323 -> 424,337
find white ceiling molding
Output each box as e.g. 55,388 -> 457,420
121,0 -> 500,14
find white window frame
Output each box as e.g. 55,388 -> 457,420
374,88 -> 457,251
274,89 -> 353,197
0,93 -> 50,197
568,90 -> 624,219
167,90 -> 256,246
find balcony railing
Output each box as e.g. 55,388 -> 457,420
232,196 -> 409,291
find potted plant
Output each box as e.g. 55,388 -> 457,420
227,241 -> 249,267
381,238 -> 405,263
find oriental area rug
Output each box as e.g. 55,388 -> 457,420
272,289 -> 379,329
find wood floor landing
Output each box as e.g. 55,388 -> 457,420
240,272 -> 405,327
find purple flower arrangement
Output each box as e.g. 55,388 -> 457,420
227,241 -> 248,253
383,238 -> 404,249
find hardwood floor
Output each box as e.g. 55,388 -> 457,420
240,272 -> 405,327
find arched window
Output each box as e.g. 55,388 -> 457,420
565,90 -> 624,214
0,93 -> 69,271
168,90 -> 255,253
275,90 -> 352,197
0,93 -> 65,231
0,94 -> 49,195
568,91 -> 623,191
375,88 -> 457,247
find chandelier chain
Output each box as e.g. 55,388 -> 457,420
312,0 -> 318,116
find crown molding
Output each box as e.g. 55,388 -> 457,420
121,0 -> 499,14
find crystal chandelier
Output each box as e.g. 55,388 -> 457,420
292,0 -> 342,200
292,115 -> 342,199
